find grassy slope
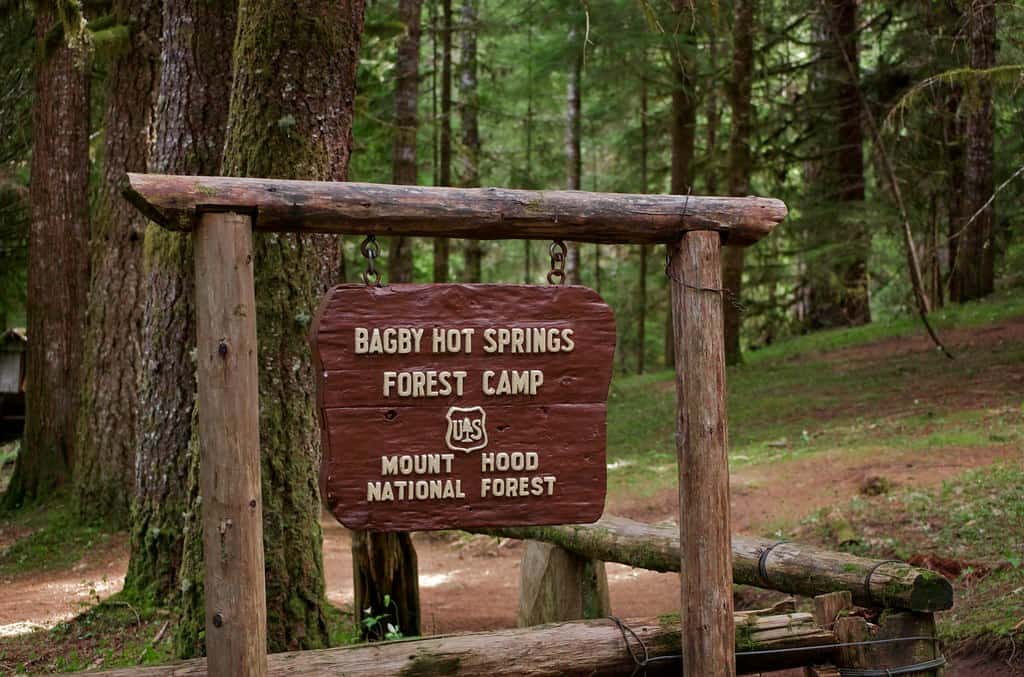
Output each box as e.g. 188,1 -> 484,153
607,290 -> 1024,496
607,289 -> 1024,660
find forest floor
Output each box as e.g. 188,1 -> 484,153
0,290 -> 1022,674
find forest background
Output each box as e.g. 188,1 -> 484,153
0,0 -> 1022,668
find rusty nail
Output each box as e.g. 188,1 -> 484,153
213,613 -> 223,628
218,341 -> 228,357
249,499 -> 257,509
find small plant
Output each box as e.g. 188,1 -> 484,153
361,594 -> 404,641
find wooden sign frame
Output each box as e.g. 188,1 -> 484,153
311,283 -> 616,531
124,172 -> 787,677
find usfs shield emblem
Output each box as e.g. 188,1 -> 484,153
445,406 -> 488,453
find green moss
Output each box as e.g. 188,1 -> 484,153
0,500 -> 114,576
398,652 -> 462,677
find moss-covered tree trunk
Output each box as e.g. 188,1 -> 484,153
353,0 -> 422,639
803,0 -> 870,330
723,0 -> 756,367
458,0 -> 482,282
952,0 -> 997,302
3,2 -> 90,510
123,0 -> 237,616
177,0 -> 367,654
72,0 -> 161,526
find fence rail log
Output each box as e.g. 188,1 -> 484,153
469,516 -> 952,612
86,613 -> 833,677
123,173 -> 788,246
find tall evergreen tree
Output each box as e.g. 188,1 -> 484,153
723,0 -> 756,365
354,0 -> 423,640
459,0 -> 482,281
3,1 -> 90,510
73,0 -> 162,527
803,0 -> 869,329
124,0 -> 237,613
176,0 -> 367,654
565,24 -> 583,284
953,0 -> 997,301
434,0 -> 452,281
388,0 -> 422,283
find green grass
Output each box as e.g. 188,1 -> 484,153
0,597 -> 176,673
605,289 -> 1024,496
745,288 -> 1024,364
0,500 -> 115,577
794,464 -> 1024,658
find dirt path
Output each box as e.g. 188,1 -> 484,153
1,318 -> 1021,674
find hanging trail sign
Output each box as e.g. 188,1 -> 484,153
311,284 -> 616,531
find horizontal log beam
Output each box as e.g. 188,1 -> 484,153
468,515 -> 952,612
86,613 -> 833,676
122,173 -> 787,246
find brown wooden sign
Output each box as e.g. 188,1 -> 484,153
311,284 -> 615,531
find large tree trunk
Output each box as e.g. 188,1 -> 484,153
636,65 -> 648,375
565,26 -> 582,284
355,0 -> 422,639
664,3 -> 697,370
433,0 -> 453,282
175,0 -> 367,655
122,0 -> 237,626
458,0 -> 482,282
805,0 -> 870,329
723,0 -> 756,366
952,0 -> 996,301
388,0 -> 422,283
3,2 -> 90,510
73,0 -> 161,529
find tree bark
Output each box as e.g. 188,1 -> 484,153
87,611 -> 836,677
73,0 -> 161,530
723,0 -> 756,366
434,0 -> 453,282
176,0 -> 367,654
388,0 -> 422,284
805,0 -> 870,329
517,541 -> 610,626
458,0 -> 482,282
3,2 -> 90,510
637,64 -> 648,374
468,515 -> 953,613
356,0 -> 423,641
352,531 -> 421,638
953,0 -> 997,301
123,0 -> 237,626
565,25 -> 583,284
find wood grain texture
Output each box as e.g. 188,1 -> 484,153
193,212 -> 267,676
86,612 -> 835,677
312,284 -> 615,531
516,541 -> 610,626
671,231 -> 735,676
466,516 -> 953,612
123,172 -> 787,246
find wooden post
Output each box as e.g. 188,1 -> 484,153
670,230 -> 734,676
516,541 -> 610,627
194,211 -> 268,676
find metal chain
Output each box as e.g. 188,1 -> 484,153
360,235 -> 382,286
547,239 -> 567,285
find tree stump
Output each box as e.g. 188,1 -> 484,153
517,541 -> 610,626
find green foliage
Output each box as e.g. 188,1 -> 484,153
361,593 -> 405,641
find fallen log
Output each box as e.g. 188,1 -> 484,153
123,173 -> 788,246
86,613 -> 833,676
467,515 -> 953,612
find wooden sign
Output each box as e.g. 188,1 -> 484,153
311,284 -> 616,531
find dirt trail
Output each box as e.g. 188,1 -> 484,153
1,318 -> 1021,674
